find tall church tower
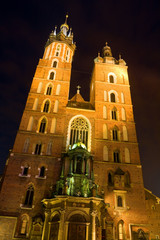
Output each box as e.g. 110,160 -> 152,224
0,17 -> 151,240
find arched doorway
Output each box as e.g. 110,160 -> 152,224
68,214 -> 86,240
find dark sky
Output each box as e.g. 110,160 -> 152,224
0,0 -> 160,196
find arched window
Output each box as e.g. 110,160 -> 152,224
32,98 -> 39,110
20,215 -> 28,235
118,221 -> 125,240
55,44 -> 61,56
104,91 -> 107,101
27,116 -> 34,131
121,108 -> 126,121
39,166 -> 45,177
110,93 -> 116,102
46,141 -> 52,155
45,46 -> 50,59
69,117 -> 89,148
23,138 -> 30,153
123,126 -> 128,141
125,148 -> 130,163
49,71 -> 55,80
39,118 -> 47,133
53,100 -> 59,113
103,146 -> 108,161
113,150 -> 120,163
117,196 -> 123,207
108,172 -> 114,186
37,82 -> 43,93
108,73 -> 116,83
103,124 -> 108,139
24,185 -> 34,207
35,143 -> 41,155
109,75 -> 114,83
56,84 -> 61,95
112,127 -> 118,141
53,60 -> 58,68
111,108 -> 117,120
43,100 -> 50,113
46,84 -> 52,95
121,93 -> 125,103
50,118 -> 56,133
103,106 -> 107,119
66,49 -> 70,62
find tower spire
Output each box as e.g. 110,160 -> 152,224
60,14 -> 69,36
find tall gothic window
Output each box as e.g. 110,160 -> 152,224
108,172 -> 114,186
27,116 -> 34,131
118,221 -> 124,240
112,127 -> 118,141
111,108 -> 117,120
103,106 -> 107,119
23,138 -> 30,153
35,144 -> 42,155
37,82 -> 42,93
69,117 -> 89,148
46,141 -> 52,155
43,100 -> 50,113
46,84 -> 52,95
24,185 -> 34,207
114,150 -> 120,163
39,118 -> 47,133
19,215 -> 28,236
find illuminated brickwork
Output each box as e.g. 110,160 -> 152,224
0,17 -> 159,240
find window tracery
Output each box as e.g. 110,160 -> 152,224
24,185 -> 34,207
69,117 -> 89,148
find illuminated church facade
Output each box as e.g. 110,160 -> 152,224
0,16 -> 160,240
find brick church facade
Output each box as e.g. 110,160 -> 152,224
0,16 -> 160,240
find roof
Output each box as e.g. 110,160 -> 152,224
67,93 -> 94,110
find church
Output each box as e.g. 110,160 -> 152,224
0,16 -> 160,240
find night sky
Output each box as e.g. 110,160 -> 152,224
0,1 -> 160,196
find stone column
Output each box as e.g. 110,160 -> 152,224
91,210 -> 97,240
58,210 -> 65,240
41,210 -> 50,240
64,221 -> 69,240
86,223 -> 90,240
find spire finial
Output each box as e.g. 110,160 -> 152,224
77,85 -> 81,94
60,14 -> 69,36
119,54 -> 121,59
65,14 -> 68,24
